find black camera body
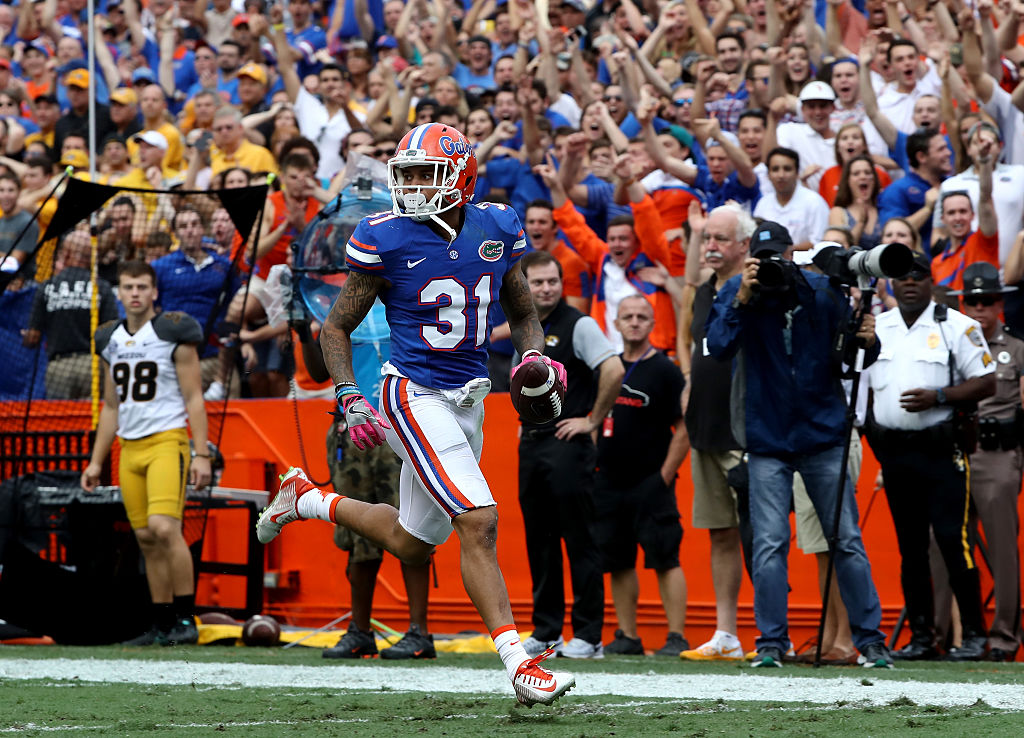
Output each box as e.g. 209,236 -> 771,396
755,254 -> 800,294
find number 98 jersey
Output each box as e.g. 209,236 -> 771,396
345,202 -> 527,389
95,312 -> 203,440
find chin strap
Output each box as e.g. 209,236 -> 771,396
430,212 -> 458,243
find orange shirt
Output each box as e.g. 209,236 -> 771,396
650,187 -> 699,276
931,230 -> 1000,292
818,165 -> 892,207
259,190 -> 321,277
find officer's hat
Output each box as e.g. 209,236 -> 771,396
946,262 -> 1017,296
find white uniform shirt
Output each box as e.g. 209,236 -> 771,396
752,185 -> 830,245
867,302 -> 995,430
101,319 -> 189,440
932,163 -> 1024,265
775,122 -> 837,192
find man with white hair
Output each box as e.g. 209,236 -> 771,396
680,203 -> 755,661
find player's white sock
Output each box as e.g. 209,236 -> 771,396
295,484 -> 343,523
492,624 -> 531,679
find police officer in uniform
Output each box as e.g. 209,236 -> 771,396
867,253 -> 996,661
516,250 -> 625,659
948,263 -> 1023,662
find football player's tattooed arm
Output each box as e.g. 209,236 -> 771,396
321,272 -> 385,385
500,264 -> 545,357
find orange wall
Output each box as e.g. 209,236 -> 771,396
195,396 -> 1020,654
9,398 -> 1014,652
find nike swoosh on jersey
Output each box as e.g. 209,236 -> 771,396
407,258 -> 426,268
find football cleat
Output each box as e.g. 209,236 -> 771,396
256,467 -> 315,544
512,648 -> 575,707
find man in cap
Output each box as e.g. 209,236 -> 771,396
26,93 -> 60,153
109,87 -> 143,140
236,62 -> 269,117
866,253 -> 995,661
767,81 -> 838,192
705,222 -> 893,669
944,263 -> 1023,661
54,68 -> 114,153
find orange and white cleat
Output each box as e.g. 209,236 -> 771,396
512,648 -> 575,707
256,467 -> 316,544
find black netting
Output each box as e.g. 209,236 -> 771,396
0,178 -> 267,487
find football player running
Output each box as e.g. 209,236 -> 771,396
82,260 -> 211,646
257,123 -> 573,706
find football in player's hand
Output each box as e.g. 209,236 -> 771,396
242,615 -> 281,647
511,361 -> 565,424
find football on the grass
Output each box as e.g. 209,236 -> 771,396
242,615 -> 281,647
511,360 -> 565,424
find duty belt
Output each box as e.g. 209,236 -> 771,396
866,421 -> 955,452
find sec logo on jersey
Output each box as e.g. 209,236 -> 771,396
479,240 -> 503,262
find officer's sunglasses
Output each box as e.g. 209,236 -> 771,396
963,295 -> 1000,307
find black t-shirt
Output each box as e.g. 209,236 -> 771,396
685,276 -> 741,452
29,266 -> 119,358
597,350 -> 684,483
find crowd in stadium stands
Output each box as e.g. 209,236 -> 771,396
2,0 -> 1024,662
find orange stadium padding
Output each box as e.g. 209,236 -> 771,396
6,397 -> 1021,656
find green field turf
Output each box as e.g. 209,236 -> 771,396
2,646 -> 1023,736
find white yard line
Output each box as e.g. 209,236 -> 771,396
2,658 -> 1023,711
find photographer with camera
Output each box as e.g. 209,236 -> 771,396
705,221 -> 893,669
866,254 -> 995,661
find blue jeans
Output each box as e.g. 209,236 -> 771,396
748,445 -> 886,653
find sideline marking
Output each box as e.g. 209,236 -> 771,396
2,658 -> 1024,710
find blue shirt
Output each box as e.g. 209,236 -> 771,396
483,156 -> 551,221
694,168 -> 761,211
705,269 -> 878,456
453,64 -> 496,97
288,26 -> 327,80
877,169 -> 934,247
579,174 -> 630,241
152,249 -> 240,359
345,204 -> 527,388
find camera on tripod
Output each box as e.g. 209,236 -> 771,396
811,241 -> 914,285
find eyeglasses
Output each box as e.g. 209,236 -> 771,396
897,271 -> 931,282
373,148 -> 391,157
963,294 -> 1000,307
603,95 -> 623,102
213,124 -> 237,132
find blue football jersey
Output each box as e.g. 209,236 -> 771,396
345,204 -> 527,389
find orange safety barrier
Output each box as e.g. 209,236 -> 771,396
6,398 -> 1020,656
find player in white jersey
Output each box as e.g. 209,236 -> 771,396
82,260 -> 211,646
256,123 -> 574,706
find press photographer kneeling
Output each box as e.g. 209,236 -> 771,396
705,221 -> 893,669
